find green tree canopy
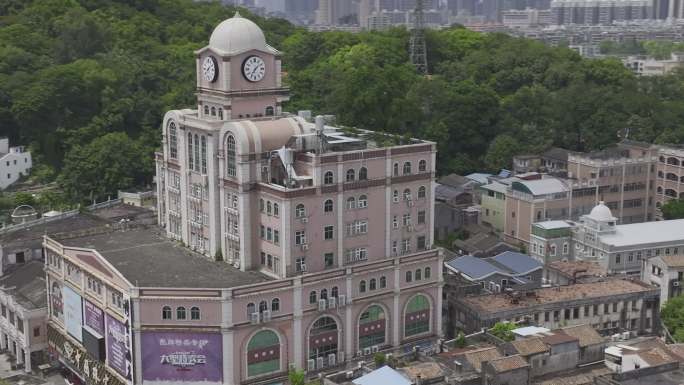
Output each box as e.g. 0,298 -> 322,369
662,200 -> 684,220
662,295 -> 684,342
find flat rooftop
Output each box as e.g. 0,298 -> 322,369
0,261 -> 47,310
601,219 -> 684,247
546,260 -> 607,279
535,220 -> 573,230
459,279 -> 655,314
56,228 -> 270,289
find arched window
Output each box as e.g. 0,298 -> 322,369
226,135 -> 237,177
168,121 -> 178,159
403,162 -> 412,175
191,306 -> 201,320
247,302 -> 256,316
380,276 -> 387,288
346,169 -> 355,182
358,195 -> 368,208
162,306 -> 172,320
404,295 -> 430,337
320,289 -> 328,300
404,188 -> 412,200
194,134 -> 200,172
324,199 -> 334,213
309,316 -> 338,361
668,157 -> 680,166
259,301 -> 268,313
666,173 -> 678,181
657,186 -> 663,194
415,269 -> 422,281
176,306 -> 186,320
359,167 -> 368,180
211,107 -> 216,116
271,298 -> 280,312
295,204 -> 306,218
369,278 -> 377,290
660,156 -> 666,163
265,106 -> 275,116
331,286 -> 338,298
309,291 -> 317,304
218,107 -> 223,120
273,203 -> 279,217
188,133 -> 194,170
201,135 -> 207,174
204,105 -> 209,115
418,159 -> 427,172
247,330 -> 281,377
666,189 -> 677,197
359,305 -> 386,349
324,171 -> 334,185
424,267 -> 431,279
658,171 -> 664,178
418,186 -> 426,199
393,163 -> 399,176
360,280 -> 367,293
346,197 -> 356,209
406,271 -> 412,282
259,199 -> 265,212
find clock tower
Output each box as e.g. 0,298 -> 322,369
194,12 -> 289,121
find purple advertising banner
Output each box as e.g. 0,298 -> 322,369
84,300 -> 104,335
141,332 -> 223,382
105,313 -> 132,379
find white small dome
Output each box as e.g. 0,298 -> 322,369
209,12 -> 266,54
589,201 -> 615,222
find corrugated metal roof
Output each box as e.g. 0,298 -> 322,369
353,366 -> 411,385
491,251 -> 543,275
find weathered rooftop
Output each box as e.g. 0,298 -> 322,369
55,228 -> 270,289
0,261 -> 47,310
486,355 -> 529,373
459,280 -> 655,314
546,260 -> 608,280
463,347 -> 502,372
510,337 -> 549,356
558,324 -> 604,348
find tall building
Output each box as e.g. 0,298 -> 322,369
316,0 -> 359,24
0,137 -> 32,191
46,12 -> 443,385
655,145 -> 684,216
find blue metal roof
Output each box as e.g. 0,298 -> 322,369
446,255 -> 505,280
491,251 -> 542,275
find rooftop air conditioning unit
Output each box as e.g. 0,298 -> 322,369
356,350 -> 363,357
346,371 -> 354,379
328,353 -> 336,366
363,347 -> 372,356
316,357 -> 324,369
307,359 -> 316,371
371,346 -> 379,353
318,299 -> 327,311
622,331 -> 630,340
250,312 -> 260,325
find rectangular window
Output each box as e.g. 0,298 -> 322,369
604,303 -> 609,314
16,318 -> 23,333
324,253 -> 334,268
417,236 -> 426,250
33,327 -> 40,337
295,257 -> 306,272
403,214 -> 412,227
324,225 -> 334,240
418,211 -> 426,225
402,239 -> 410,253
260,225 -> 265,239
266,227 -> 273,242
274,230 -> 280,245
613,302 -> 618,312
545,312 -> 549,322
295,231 -> 306,245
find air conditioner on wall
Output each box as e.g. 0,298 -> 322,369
250,312 -> 260,325
316,357 -> 324,369
328,353 -> 336,366
307,359 -> 316,371
371,346 -> 379,353
262,310 -> 271,322
363,347 -> 372,356
302,244 -> 309,250
301,217 -> 309,223
318,299 -> 327,311
328,297 -> 337,308
338,295 -> 346,307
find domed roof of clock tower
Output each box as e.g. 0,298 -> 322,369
209,12 -> 267,54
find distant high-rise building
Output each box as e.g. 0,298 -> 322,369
316,0 -> 359,24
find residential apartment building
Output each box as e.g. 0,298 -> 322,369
642,254 -> 684,307
0,137 -> 32,190
623,53 -> 684,76
452,279 -> 660,336
494,142 -> 657,246
46,13 -> 444,385
655,145 -> 684,217
0,261 -> 47,373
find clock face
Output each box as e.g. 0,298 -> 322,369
202,56 -> 218,82
243,55 -> 266,82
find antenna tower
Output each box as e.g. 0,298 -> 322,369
410,0 -> 428,75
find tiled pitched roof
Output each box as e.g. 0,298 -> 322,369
510,338 -> 549,356
559,324 -> 604,348
464,347 -> 502,372
487,355 -> 529,373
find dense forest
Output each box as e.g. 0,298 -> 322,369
2,0 -> 684,205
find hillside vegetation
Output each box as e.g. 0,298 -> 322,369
2,0 -> 684,203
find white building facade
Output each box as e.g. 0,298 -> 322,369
0,138 -> 32,190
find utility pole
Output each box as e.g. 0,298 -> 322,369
409,0 -> 428,75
